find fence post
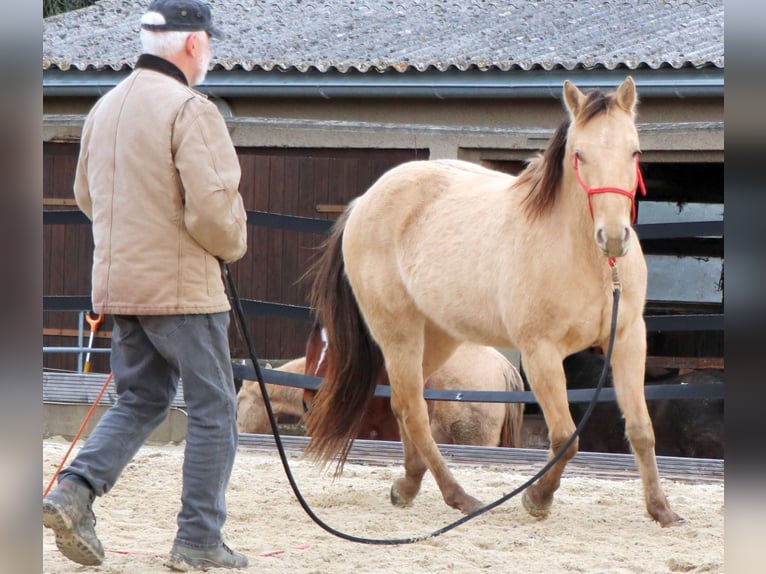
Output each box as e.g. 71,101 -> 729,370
77,311 -> 84,373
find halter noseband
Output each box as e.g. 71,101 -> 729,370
573,153 -> 647,225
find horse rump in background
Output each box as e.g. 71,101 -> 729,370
425,343 -> 524,448
303,322 -> 524,447
236,357 -> 306,434
304,77 -> 683,527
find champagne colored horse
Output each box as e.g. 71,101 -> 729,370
236,357 -> 307,434
305,77 -> 683,527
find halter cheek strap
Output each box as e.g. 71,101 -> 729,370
573,154 -> 647,224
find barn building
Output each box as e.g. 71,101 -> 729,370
43,0 -> 723,381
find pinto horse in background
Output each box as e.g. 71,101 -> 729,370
304,77 -> 683,527
303,322 -> 524,446
236,324 -> 525,448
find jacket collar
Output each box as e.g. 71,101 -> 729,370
135,54 -> 188,86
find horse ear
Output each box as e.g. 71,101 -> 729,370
563,80 -> 586,119
614,76 -> 638,115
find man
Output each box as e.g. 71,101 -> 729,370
42,1 -> 249,570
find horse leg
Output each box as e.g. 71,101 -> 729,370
387,337 -> 482,514
521,348 -> 576,519
391,388 -> 483,514
610,323 -> 685,527
389,425 -> 428,506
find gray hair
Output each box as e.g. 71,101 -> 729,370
139,11 -> 205,57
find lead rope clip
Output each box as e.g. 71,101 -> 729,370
611,262 -> 621,292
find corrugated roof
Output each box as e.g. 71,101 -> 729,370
43,0 -> 724,74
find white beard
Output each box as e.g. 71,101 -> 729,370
191,54 -> 210,86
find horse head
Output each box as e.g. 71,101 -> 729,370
563,76 -> 645,259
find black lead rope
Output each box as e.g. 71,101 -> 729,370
221,260 -> 621,545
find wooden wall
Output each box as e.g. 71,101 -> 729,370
43,143 -> 426,373
43,142 -> 723,374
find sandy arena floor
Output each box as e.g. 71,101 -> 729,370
42,438 -> 724,573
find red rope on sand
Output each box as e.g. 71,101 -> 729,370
43,372 -> 114,498
87,542 -> 312,559
257,542 -> 312,557
44,371 -> 313,561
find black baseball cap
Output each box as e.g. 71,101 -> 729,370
141,0 -> 224,39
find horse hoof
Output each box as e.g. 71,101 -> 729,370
522,490 -> 551,519
659,512 -> 686,528
390,485 -> 413,508
458,496 -> 483,515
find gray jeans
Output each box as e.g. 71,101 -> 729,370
60,312 -> 239,549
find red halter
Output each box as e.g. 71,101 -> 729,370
573,153 -> 647,225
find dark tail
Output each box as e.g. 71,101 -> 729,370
303,207 -> 385,474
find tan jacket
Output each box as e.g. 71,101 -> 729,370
74,56 -> 247,315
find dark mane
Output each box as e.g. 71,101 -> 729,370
518,89 -> 615,219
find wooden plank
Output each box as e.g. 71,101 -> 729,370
281,156 -> 301,356
236,433 -> 724,484
43,371 -> 185,407
250,154 -> 271,359
340,155 -> 359,205
266,155 -> 286,358
294,156 -> 318,351
63,214 -> 81,296
314,157 -> 332,224
48,224 -> 67,293
230,151 -> 257,360
44,145 -> 79,373
43,198 -> 79,206
43,328 -> 112,339
315,204 -> 346,213
76,217 -> 93,299
645,356 -> 724,370
356,154 -> 375,200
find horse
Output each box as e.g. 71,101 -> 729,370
237,327 -> 525,448
303,322 -> 524,446
561,351 -> 724,459
425,344 -> 524,447
303,77 -> 683,527
236,357 -> 307,434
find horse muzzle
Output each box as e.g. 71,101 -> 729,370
595,225 -> 632,258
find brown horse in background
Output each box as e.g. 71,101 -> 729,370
303,322 -> 524,446
304,77 -> 683,527
236,325 -> 524,449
